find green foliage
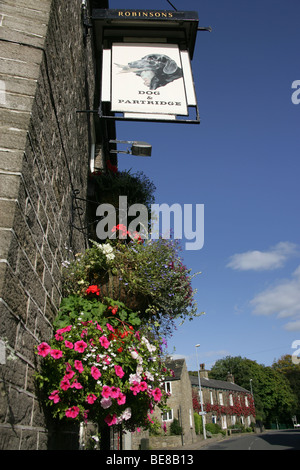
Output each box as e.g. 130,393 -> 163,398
149,417 -> 164,436
194,412 -> 202,435
90,169 -> 156,213
272,354 -> 300,421
54,296 -> 141,330
169,418 -> 182,435
205,422 -> 222,434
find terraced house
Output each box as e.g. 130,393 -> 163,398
190,365 -> 255,431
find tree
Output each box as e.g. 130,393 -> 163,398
272,355 -> 300,421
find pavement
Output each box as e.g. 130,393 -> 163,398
155,433 -> 229,451
155,431 -> 262,451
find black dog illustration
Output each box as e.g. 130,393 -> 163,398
115,54 -> 183,90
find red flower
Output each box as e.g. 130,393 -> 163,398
86,285 -> 100,296
111,224 -> 128,237
106,160 -> 118,173
108,305 -> 118,315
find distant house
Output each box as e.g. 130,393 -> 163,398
190,364 -> 255,430
152,358 -> 197,446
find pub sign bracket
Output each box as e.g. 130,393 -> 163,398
92,9 -> 208,124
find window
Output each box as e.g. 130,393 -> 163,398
219,392 -> 223,405
229,394 -> 233,406
164,381 -> 172,394
210,391 -> 213,405
245,396 -> 249,407
231,415 -> 236,425
162,409 -> 173,422
212,415 -> 217,424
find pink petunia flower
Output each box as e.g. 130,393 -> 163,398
86,393 -> 97,404
110,386 -> 120,399
49,390 -> 60,403
65,406 -> 80,419
152,387 -> 162,402
37,342 -> 51,357
139,381 -> 148,392
130,382 -> 141,396
50,349 -> 63,359
64,368 -> 75,380
106,323 -> 114,332
65,340 -> 73,349
114,365 -> 125,378
99,336 -> 110,349
104,414 -> 118,426
91,366 -> 101,380
74,360 -> 84,373
101,385 -> 111,398
71,380 -> 83,390
117,393 -> 126,405
60,376 -> 71,391
74,340 -> 87,353
56,325 -> 72,334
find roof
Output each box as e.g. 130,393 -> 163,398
164,359 -> 250,393
190,375 -> 250,393
165,358 -> 185,381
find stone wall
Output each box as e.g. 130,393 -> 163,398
152,360 -> 196,447
0,0 -> 103,449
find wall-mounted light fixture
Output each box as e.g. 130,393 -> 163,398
109,139 -> 152,157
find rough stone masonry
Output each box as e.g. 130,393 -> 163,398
0,0 -> 103,449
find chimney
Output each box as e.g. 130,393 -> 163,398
199,363 -> 209,379
227,372 -> 234,383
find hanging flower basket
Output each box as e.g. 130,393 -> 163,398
34,299 -> 171,431
96,270 -> 150,314
62,237 -> 202,337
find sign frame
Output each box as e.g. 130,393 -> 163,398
93,9 -> 200,124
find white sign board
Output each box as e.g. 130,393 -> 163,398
101,42 -> 198,121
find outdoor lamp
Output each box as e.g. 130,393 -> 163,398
109,140 -> 152,157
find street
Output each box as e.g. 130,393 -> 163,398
202,429 -> 300,450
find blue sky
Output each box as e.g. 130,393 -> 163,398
108,0 -> 300,370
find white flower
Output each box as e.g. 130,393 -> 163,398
129,373 -> 141,384
141,336 -> 156,353
130,350 -> 139,360
144,371 -> 154,381
121,408 -> 132,421
101,397 -> 112,409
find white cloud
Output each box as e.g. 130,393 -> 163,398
227,242 -> 298,271
250,265 -> 300,331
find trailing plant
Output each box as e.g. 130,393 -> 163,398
89,166 -> 156,214
35,297 -> 171,431
62,237 -> 202,337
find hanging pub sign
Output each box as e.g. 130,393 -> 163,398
92,9 -> 205,124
